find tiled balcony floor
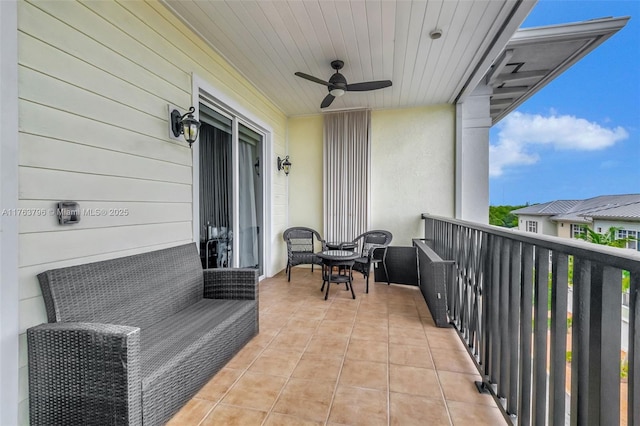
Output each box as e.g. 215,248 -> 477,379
168,268 -> 507,425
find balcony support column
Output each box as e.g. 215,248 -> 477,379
455,83 -> 491,224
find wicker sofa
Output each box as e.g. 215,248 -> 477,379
27,243 -> 259,425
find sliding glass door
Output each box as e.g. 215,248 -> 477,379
198,103 -> 264,274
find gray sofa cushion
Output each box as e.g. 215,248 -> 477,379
141,298 -> 256,389
140,298 -> 258,425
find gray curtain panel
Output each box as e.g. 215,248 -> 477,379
199,123 -> 231,238
323,110 -> 371,242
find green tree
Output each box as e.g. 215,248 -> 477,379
489,205 -> 526,228
575,226 -> 637,248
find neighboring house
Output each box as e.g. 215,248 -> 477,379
0,1 -> 630,423
513,194 -> 640,251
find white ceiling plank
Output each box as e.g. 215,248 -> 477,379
397,1 -> 428,107
390,0 -> 413,107
433,0 -> 502,102
420,0 -> 462,103
380,0 -> 396,108
406,0 -> 442,106
158,0 -> 612,118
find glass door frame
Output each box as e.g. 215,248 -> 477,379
191,74 -> 272,277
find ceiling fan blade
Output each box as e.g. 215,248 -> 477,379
295,72 -> 331,87
346,80 -> 392,91
320,94 -> 335,108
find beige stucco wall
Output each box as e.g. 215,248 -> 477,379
288,105 -> 455,247
557,221 -> 572,238
371,105 -> 455,245
287,115 -> 324,234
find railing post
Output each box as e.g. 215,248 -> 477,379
549,252 -> 569,425
519,244 -> 534,426
507,241 -> 521,418
587,264 -> 621,425
488,235 -> 502,389
533,247 -> 550,425
499,239 -> 511,405
570,258 -> 591,426
630,271 -> 639,425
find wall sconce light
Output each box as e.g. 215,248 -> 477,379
170,106 -> 201,147
277,155 -> 292,175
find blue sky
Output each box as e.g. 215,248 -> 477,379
489,0 -> 640,206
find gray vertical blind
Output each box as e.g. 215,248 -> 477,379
323,110 -> 371,242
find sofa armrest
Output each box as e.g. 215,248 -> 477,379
203,268 -> 258,300
27,322 -> 142,425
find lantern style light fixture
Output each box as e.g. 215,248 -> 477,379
170,106 -> 201,147
277,155 -> 292,175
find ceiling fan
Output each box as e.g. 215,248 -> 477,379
295,60 -> 392,108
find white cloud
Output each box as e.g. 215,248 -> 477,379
490,112 -> 628,177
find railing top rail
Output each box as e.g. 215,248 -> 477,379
422,213 -> 640,272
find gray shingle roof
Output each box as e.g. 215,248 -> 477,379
511,200 -> 580,215
512,194 -> 640,222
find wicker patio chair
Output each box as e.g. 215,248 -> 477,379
283,226 -> 326,281
351,230 -> 393,293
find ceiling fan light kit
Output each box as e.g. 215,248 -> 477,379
295,59 -> 392,108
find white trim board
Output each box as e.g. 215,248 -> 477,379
191,73 -> 273,278
0,1 -> 20,424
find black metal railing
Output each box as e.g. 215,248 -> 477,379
421,214 -> 640,426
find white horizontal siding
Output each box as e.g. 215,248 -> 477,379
20,101 -> 192,166
16,0 -> 288,423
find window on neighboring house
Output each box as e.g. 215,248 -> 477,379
618,229 -> 639,251
571,224 -> 586,238
526,220 -> 538,233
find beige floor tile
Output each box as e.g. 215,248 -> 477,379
328,385 -> 388,426
331,297 -> 361,310
268,331 -> 312,353
263,412 -> 324,426
291,306 -> 328,320
388,326 -> 429,346
339,359 -> 387,390
247,331 -> 277,348
167,398 -> 214,425
324,307 -> 357,322
389,364 -> 442,398
221,371 -> 287,411
248,348 -> 301,377
292,352 -> 343,382
224,344 -> 264,370
346,339 -> 388,363
426,328 -> 468,351
350,323 -> 389,342
305,334 -> 349,357
178,274 -> 507,425
316,319 -> 354,336
390,392 -> 451,426
391,316 -> 424,329
389,343 -> 435,369
196,368 -> 243,402
200,404 -> 267,426
284,317 -> 322,331
438,371 -> 497,406
431,347 -> 478,374
447,400 -> 508,425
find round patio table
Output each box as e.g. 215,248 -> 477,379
316,250 -> 359,300
325,241 -> 358,251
